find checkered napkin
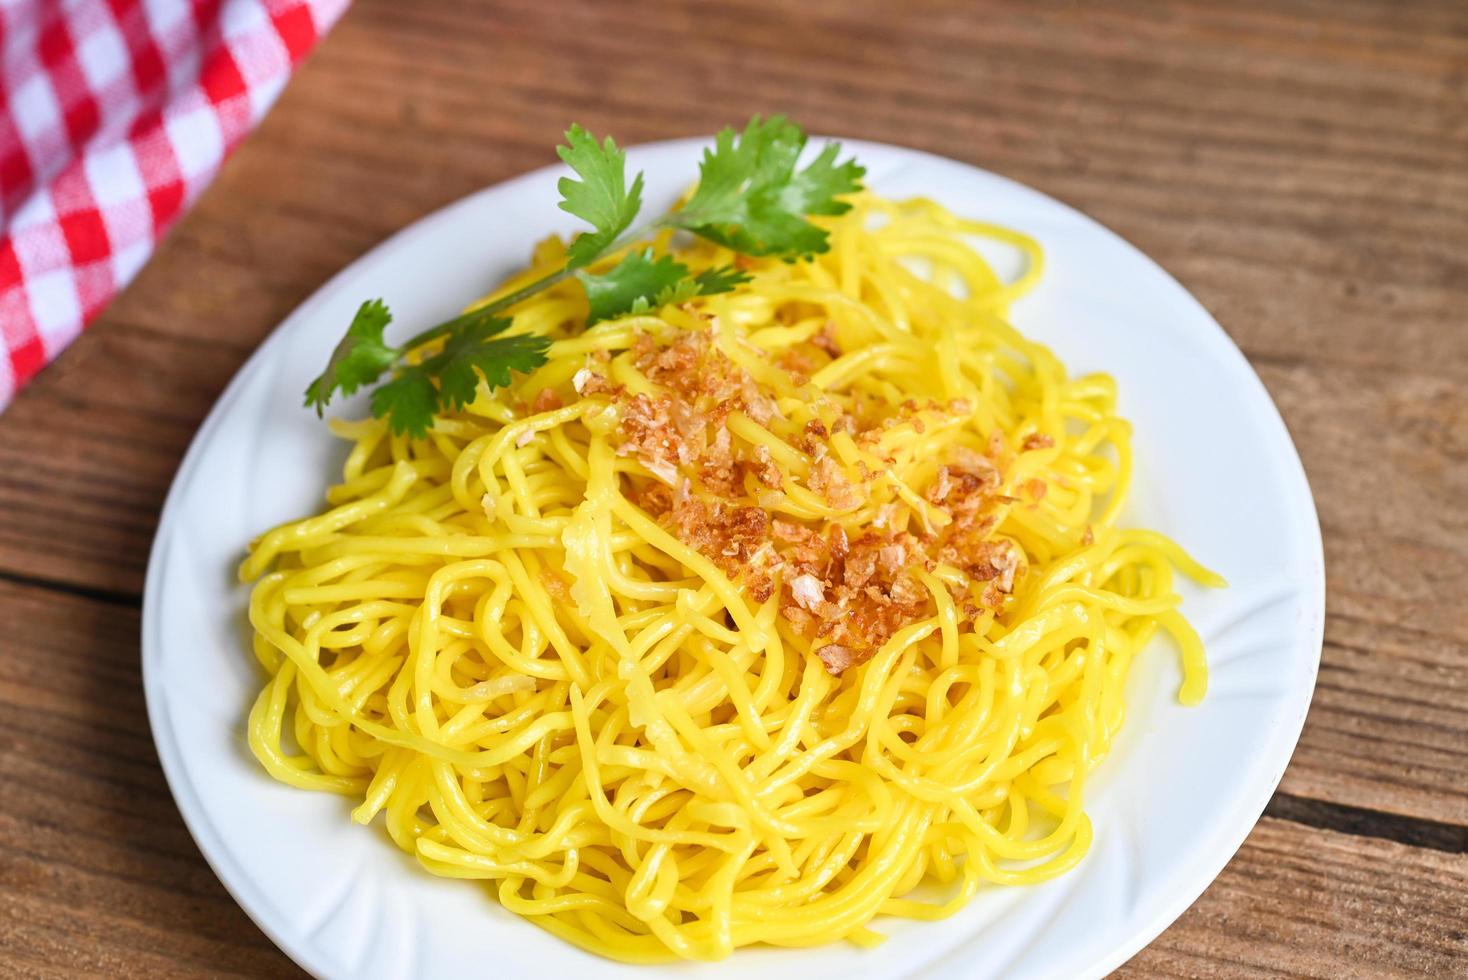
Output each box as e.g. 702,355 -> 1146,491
0,0 -> 349,408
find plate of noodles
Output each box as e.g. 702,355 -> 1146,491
142,120 -> 1323,979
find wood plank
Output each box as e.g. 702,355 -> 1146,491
1117,818 -> 1468,978
27,0 -> 1468,375
1,582 -> 1464,977
0,323 -> 245,595
0,580 -> 294,978
1259,359 -> 1468,825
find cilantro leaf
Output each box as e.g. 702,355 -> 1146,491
578,254 -> 753,323
641,264 -> 751,308
670,116 -> 864,258
303,299 -> 399,414
303,116 -> 865,436
783,140 -> 867,217
367,313 -> 551,437
421,316 -> 551,410
557,125 -> 645,269
690,264 -> 751,296
369,372 -> 438,439
577,250 -> 690,324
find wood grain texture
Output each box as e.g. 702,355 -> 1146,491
0,0 -> 1464,975
1116,819 -> 1468,978
0,581 -> 290,979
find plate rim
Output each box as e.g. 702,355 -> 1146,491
141,135 -> 1326,980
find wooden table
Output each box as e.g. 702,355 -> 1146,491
2,0 -> 1465,975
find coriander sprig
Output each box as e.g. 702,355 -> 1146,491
304,115 -> 865,437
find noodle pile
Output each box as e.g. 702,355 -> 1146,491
240,192 -> 1223,961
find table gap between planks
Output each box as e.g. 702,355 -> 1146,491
1,0 -> 1464,976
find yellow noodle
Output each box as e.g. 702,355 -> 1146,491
241,191 -> 1222,961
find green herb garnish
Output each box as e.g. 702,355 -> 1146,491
304,115 -> 864,437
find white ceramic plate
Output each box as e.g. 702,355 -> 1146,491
142,138 -> 1324,980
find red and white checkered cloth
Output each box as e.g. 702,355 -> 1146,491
0,0 -> 349,409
